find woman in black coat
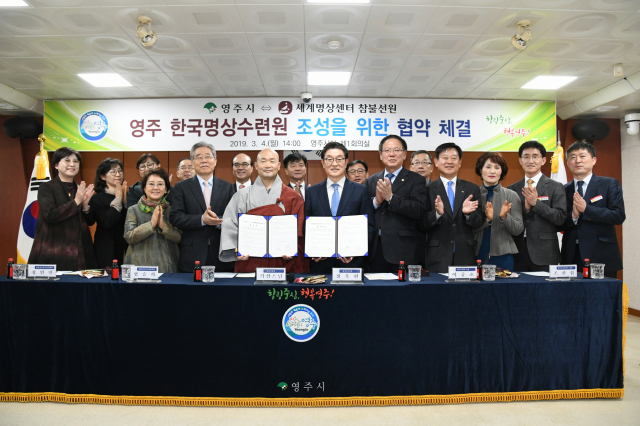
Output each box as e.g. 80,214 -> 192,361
29,148 -> 96,270
89,158 -> 128,269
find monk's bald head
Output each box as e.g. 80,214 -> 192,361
255,148 -> 280,180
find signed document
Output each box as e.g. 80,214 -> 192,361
305,217 -> 337,258
337,215 -> 368,257
268,215 -> 298,258
238,214 -> 268,258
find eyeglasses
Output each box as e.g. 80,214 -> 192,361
108,169 -> 123,176
233,162 -> 251,168
323,157 -> 345,165
138,162 -> 156,171
382,148 -> 404,154
522,155 -> 542,161
411,161 -> 432,166
61,158 -> 79,165
194,155 -> 214,162
179,165 -> 194,171
348,169 -> 366,175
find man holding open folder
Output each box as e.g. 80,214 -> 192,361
219,148 -> 309,273
305,142 -> 375,274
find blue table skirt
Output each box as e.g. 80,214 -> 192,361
0,274 -> 625,407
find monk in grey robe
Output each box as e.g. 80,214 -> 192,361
219,149 -> 309,273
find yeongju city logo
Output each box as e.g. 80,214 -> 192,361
79,111 -> 108,141
282,304 -> 320,342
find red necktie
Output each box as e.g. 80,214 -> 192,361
239,184 -> 245,190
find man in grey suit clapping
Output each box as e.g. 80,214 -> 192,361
508,141 -> 567,272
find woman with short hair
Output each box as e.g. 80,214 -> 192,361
124,168 -> 181,272
29,147 -> 96,270
473,152 -> 524,270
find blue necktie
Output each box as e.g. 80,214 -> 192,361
331,183 -> 340,216
577,180 -> 584,198
385,172 -> 394,183
447,180 -> 455,211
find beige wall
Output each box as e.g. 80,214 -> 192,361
621,119 -> 640,310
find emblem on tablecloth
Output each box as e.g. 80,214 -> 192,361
282,304 -> 320,342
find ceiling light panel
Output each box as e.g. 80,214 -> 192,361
39,73 -> 89,88
521,75 -> 578,90
360,33 -> 421,55
235,5 -> 304,32
169,5 -> 243,33
365,5 -> 436,34
478,74 -> 537,89
308,71 -> 351,85
0,9 -> 64,36
413,34 -> 477,56
190,33 -> 252,55
425,7 -> 497,35
0,0 -> 29,6
78,73 -> 132,87
246,33 -> 305,55
304,5 -> 370,33
306,33 -> 362,55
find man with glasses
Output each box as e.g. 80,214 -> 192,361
231,153 -> 254,192
170,142 -> 235,272
283,152 -> 308,200
219,148 -> 309,273
305,142 -> 375,274
346,160 -> 369,184
127,154 -> 173,207
410,150 -> 434,185
508,140 -> 567,272
365,135 -> 428,273
176,158 -> 194,181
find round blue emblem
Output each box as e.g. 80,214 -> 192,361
282,304 -> 320,342
79,111 -> 108,141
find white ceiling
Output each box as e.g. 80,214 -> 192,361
0,0 -> 639,119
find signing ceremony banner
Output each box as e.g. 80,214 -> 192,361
43,98 -> 556,152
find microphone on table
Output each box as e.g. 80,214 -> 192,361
287,273 -> 295,283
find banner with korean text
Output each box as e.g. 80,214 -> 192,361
43,98 -> 556,152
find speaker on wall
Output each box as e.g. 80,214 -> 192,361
3,117 -> 42,139
571,119 -> 610,142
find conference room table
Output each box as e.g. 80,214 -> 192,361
0,272 -> 626,407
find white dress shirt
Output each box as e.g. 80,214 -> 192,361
326,176 -> 346,210
435,176 -> 458,220
236,181 -> 251,191
290,181 -> 306,200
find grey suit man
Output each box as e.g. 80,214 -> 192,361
507,141 -> 567,271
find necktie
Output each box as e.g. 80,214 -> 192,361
239,184 -> 245,190
331,183 -> 340,216
577,181 -> 584,198
203,181 -> 211,208
447,180 -> 455,211
385,172 -> 394,183
527,178 -> 534,188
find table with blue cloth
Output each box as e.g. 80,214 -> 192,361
0,273 -> 626,407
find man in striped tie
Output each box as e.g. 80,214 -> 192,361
305,142 -> 375,274
420,142 -> 484,273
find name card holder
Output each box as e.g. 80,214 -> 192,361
546,265 -> 578,281
331,268 -> 363,285
130,266 -> 160,283
255,268 -> 287,285
27,264 -> 59,281
446,266 -> 477,283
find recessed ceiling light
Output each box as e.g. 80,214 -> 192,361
78,73 -> 132,88
522,76 -> 577,90
308,72 -> 351,86
307,0 -> 370,3
0,0 -> 29,6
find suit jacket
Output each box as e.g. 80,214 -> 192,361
365,168 -> 427,265
288,182 -> 307,200
304,178 -> 376,274
508,175 -> 566,267
419,177 -> 485,273
169,175 -> 235,272
560,175 -> 625,274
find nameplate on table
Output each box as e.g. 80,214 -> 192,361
331,268 -> 363,285
255,268 -> 287,285
27,264 -> 56,279
132,266 -> 159,281
447,266 -> 477,282
548,265 -> 577,281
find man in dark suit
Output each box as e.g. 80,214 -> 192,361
508,141 -> 567,271
365,135 -> 427,272
420,143 -> 484,273
305,142 -> 375,274
231,153 -> 253,192
410,150 -> 434,185
283,152 -> 308,200
170,141 -> 235,272
560,140 -> 625,278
